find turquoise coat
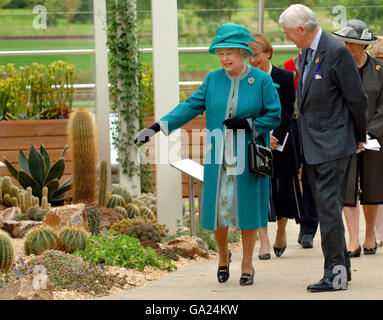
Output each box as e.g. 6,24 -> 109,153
160,65 -> 281,230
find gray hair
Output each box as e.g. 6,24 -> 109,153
279,4 -> 318,31
239,48 -> 251,59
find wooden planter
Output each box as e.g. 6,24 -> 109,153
143,115 -> 206,197
0,119 -> 71,186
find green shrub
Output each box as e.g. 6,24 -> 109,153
74,231 -> 177,272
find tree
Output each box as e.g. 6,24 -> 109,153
266,0 -> 316,23
0,0 -> 11,9
178,0 -> 240,23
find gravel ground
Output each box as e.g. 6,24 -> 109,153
11,238 -> 242,300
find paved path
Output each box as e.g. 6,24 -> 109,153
99,214 -> 383,300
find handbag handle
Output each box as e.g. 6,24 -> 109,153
251,120 -> 267,147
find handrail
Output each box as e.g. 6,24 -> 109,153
0,45 -> 298,56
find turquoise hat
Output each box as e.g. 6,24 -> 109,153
209,23 -> 255,56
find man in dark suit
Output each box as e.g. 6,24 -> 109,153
279,4 -> 368,292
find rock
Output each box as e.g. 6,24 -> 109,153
1,221 -> 41,238
0,207 -> 22,228
42,203 -> 88,231
0,274 -> 54,300
167,235 -> 209,257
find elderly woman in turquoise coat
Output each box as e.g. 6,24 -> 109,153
135,23 -> 281,286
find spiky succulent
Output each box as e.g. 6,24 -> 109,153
4,145 -> 71,206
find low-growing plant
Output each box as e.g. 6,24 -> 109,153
73,231 -> 177,272
17,250 -> 127,295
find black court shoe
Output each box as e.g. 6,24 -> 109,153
347,245 -> 361,258
364,242 -> 377,255
239,267 -> 255,286
217,250 -> 232,283
273,246 -> 286,257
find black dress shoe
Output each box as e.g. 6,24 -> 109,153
217,250 -> 232,283
258,253 -> 271,260
239,267 -> 255,286
298,230 -> 303,244
307,277 -> 348,292
273,246 -> 286,257
301,234 -> 314,248
364,242 -> 377,255
347,245 -> 361,258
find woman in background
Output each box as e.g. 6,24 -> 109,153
248,34 -> 303,259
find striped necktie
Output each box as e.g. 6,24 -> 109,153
302,48 -> 313,93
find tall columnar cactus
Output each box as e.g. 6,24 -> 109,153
1,176 -> 12,196
24,226 -> 59,256
58,225 -> 88,253
98,160 -> 107,206
67,107 -> 99,203
85,206 -> 101,236
0,230 -> 14,272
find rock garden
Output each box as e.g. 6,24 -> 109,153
0,106 -> 241,300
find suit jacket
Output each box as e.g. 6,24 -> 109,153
270,65 -> 300,177
297,30 -> 368,165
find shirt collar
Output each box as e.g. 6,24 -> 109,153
309,28 -> 322,52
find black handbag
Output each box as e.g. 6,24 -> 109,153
248,122 -> 273,178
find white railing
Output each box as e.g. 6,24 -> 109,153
0,45 -> 298,88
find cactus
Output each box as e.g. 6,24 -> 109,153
3,146 -> 71,207
111,186 -> 132,205
24,226 -> 59,256
10,196 -> 18,207
34,209 -> 48,222
26,187 -> 33,209
27,206 -> 39,220
139,206 -> 156,220
0,230 -> 14,272
1,176 -> 12,196
58,225 -> 88,253
12,213 -> 29,221
126,203 -> 140,219
126,223 -> 162,242
67,107 -> 98,203
85,206 -> 101,236
113,206 -> 128,218
98,160 -> 108,206
106,194 -> 126,209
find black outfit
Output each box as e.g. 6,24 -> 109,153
344,54 -> 383,206
268,66 -> 304,223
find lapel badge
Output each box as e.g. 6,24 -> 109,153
377,65 -> 381,71
315,57 -> 320,64
248,77 -> 255,84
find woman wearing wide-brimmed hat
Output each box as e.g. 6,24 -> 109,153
370,37 -> 383,247
333,20 -> 383,257
135,23 -> 281,285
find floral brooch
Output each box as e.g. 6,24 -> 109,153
312,57 -> 322,80
248,77 -> 255,84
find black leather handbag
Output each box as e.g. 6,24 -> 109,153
248,122 -> 273,178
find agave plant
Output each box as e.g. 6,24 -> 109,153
3,145 -> 71,206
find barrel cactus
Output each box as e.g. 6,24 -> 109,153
0,230 -> 14,272
113,206 -> 128,218
139,206 -> 156,220
126,223 -> 162,242
111,186 -> 132,205
58,225 -> 88,253
24,226 -> 59,256
126,203 -> 140,219
106,194 -> 126,209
